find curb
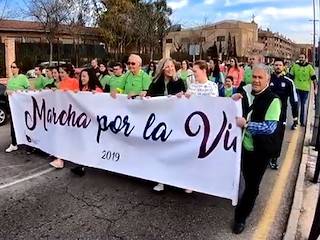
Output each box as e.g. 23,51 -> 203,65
283,93 -> 315,240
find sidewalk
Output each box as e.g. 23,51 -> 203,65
284,92 -> 319,240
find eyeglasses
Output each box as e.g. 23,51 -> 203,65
10,66 -> 17,69
127,62 -> 136,66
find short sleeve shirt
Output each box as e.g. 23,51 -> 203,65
187,81 -> 219,97
123,70 -> 151,95
7,74 -> 30,91
290,63 -> 315,91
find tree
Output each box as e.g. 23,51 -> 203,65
98,0 -> 172,60
65,0 -> 95,66
227,32 -> 233,58
233,36 -> 237,57
98,0 -> 135,59
207,41 -> 218,59
25,0 -> 70,64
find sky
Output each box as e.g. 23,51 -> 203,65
167,0 -> 319,44
2,0 -> 318,44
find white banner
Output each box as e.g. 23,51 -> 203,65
9,90 -> 242,205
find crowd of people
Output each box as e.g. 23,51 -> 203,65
4,52 -> 317,234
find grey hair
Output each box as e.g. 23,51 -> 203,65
129,54 -> 142,66
252,63 -> 271,79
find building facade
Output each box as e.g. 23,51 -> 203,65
258,29 -> 294,62
163,20 -> 259,60
0,20 -> 104,77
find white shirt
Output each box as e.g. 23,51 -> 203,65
187,81 -> 219,97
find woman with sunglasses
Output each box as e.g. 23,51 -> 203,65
49,64 -> 79,169
5,62 -> 30,153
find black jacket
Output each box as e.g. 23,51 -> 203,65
270,73 -> 298,123
250,88 -> 281,158
147,76 -> 186,97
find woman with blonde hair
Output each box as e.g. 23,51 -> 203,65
141,58 -> 186,192
146,58 -> 186,98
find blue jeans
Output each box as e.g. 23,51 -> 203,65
297,89 -> 309,125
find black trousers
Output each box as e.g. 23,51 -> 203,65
234,148 -> 270,223
274,123 -> 286,158
10,114 -> 17,146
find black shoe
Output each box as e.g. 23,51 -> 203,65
71,166 -> 85,177
269,159 -> 279,170
232,221 -> 245,234
301,123 -> 306,127
291,123 -> 297,130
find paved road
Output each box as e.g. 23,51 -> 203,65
0,121 -> 304,240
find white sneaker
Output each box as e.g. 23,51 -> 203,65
153,183 -> 164,192
5,144 -> 18,153
185,189 -> 193,194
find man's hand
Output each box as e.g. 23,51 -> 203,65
139,91 -> 147,99
231,93 -> 243,101
175,91 -> 184,98
236,117 -> 247,128
184,92 -> 192,99
110,89 -> 117,99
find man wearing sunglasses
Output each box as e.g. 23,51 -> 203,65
123,54 -> 151,98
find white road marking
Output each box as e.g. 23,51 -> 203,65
0,168 -> 55,190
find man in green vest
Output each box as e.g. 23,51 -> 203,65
290,54 -> 317,126
233,64 -> 281,234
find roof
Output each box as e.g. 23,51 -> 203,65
0,19 -> 100,36
175,19 -> 257,32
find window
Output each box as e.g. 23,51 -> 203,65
217,36 -> 225,41
166,38 -> 173,44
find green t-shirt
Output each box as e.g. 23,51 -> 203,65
123,70 -> 151,95
244,66 -> 253,85
224,88 -> 233,97
243,98 -> 281,151
99,75 -> 112,89
7,74 -> 30,91
180,70 -> 189,81
34,75 -> 54,90
108,75 -> 125,91
290,63 -> 315,91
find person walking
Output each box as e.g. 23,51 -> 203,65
227,58 -> 244,88
219,76 -> 237,97
290,54 -> 317,126
232,64 -> 281,234
5,62 -> 30,153
144,58 -> 186,192
71,68 -> 103,176
186,60 -> 219,97
112,54 -> 151,98
50,64 -> 79,169
269,59 -> 298,170
244,56 -> 259,85
177,60 -> 194,89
